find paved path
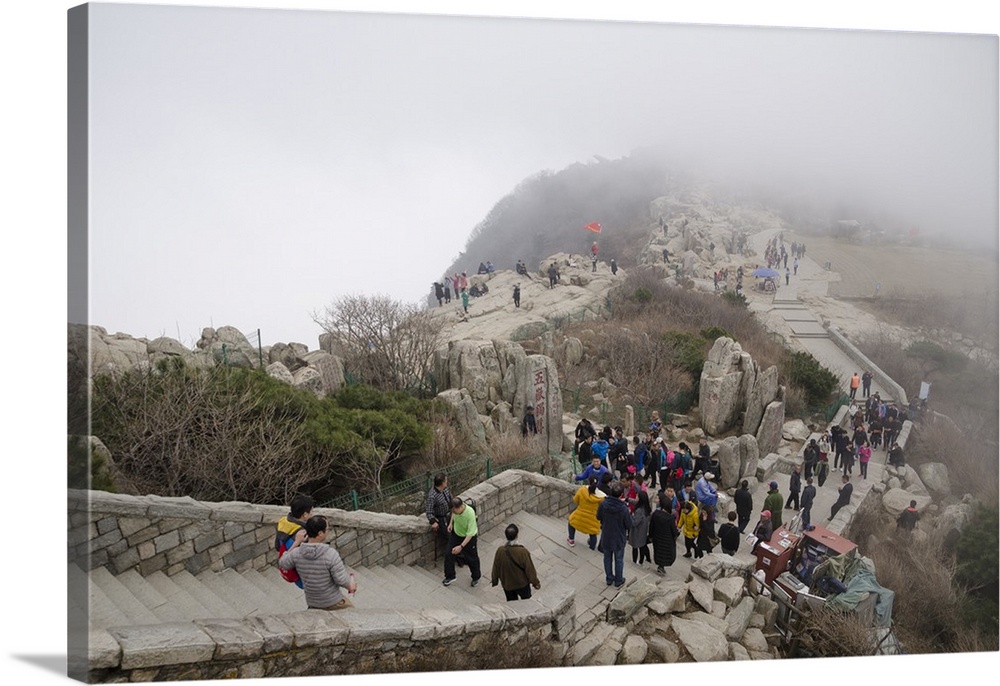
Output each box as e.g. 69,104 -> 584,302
744,228 -> 894,402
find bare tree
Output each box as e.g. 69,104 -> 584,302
92,362 -> 328,504
312,294 -> 445,395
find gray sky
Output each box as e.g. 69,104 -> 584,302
85,3 -> 998,349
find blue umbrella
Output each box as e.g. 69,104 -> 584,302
751,267 -> 780,278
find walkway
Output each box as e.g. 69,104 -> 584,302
744,229 -> 893,402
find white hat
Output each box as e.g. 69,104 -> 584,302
705,472 -> 715,480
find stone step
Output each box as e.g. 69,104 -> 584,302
143,570 -> 217,621
87,580 -> 132,631
198,568 -> 270,617
90,566 -> 162,626
168,569 -> 236,619
240,567 -> 306,611
115,569 -> 190,624
791,332 -> 830,339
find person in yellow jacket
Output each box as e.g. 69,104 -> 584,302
567,477 -> 604,550
679,500 -> 700,558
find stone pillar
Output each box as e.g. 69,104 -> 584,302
624,405 -> 635,437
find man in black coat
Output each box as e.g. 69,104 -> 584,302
829,475 -> 854,521
649,493 -> 679,575
521,404 -> 537,437
785,465 -> 802,510
597,482 -> 633,587
800,477 -> 817,530
734,480 -> 753,533
803,439 -> 819,480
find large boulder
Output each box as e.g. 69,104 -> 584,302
933,498 -> 976,546
712,436 -> 738,489
298,350 -> 345,396
725,596 -> 756,641
436,388 -> 487,447
291,366 -> 323,396
265,361 -> 294,385
671,616 -> 729,662
743,365 -> 778,435
754,394 -> 786,457
607,581 -> 659,624
881,488 -> 932,517
738,434 -> 761,483
699,337 -> 753,435
781,418 -> 811,442
917,462 -> 952,497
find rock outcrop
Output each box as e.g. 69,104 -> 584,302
699,337 -> 783,445
434,339 -> 564,454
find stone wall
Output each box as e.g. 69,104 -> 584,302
88,585 -> 575,682
70,471 -> 577,578
73,470 -> 580,682
827,326 -> 908,405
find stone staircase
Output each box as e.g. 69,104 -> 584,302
78,510 -> 669,636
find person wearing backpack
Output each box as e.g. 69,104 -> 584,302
490,523 -> 540,601
278,514 -> 356,610
274,495 -> 314,588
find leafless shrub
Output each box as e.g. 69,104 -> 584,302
408,412 -> 475,474
797,607 -> 887,657
865,534 -> 964,654
488,429 -> 541,469
312,293 -> 445,395
601,328 -> 694,405
92,365 -> 324,504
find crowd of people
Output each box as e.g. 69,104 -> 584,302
275,391 -> 908,608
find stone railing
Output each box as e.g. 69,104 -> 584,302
70,470 -> 580,681
70,470 -> 577,577
827,326 -> 908,406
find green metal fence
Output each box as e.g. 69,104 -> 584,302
317,450 -> 568,515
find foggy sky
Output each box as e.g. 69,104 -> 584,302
85,3 -> 998,349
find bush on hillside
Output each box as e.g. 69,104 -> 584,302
720,289 -> 749,308
784,351 -> 839,406
91,360 -> 443,504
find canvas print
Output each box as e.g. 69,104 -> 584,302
67,2 -> 999,683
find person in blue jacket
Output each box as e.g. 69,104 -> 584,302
575,456 -> 610,484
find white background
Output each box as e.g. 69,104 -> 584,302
1,2 -> 997,686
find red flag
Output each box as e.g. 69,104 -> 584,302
584,222 -> 602,234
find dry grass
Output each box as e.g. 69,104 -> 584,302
488,429 -> 542,468
907,421 -> 999,506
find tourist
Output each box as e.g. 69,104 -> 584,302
575,455 -> 610,485
828,475 -> 854,522
849,372 -> 861,400
443,497 -> 481,587
512,283 -> 521,308
718,511 -> 741,556
803,438 -> 819,480
425,473 -> 453,561
649,492 -> 679,575
460,288 -> 469,314
792,256 -> 799,275
576,433 -> 594,468
278,515 -> 356,610
610,258 -> 618,275
763,481 -> 784,529
490,523 -> 541,602
750,510 -> 773,553
567,477 -> 604,550
858,441 -> 872,480
862,370 -> 873,398
785,266 -> 790,285
592,433 -> 610,471
597,481 -> 633,587
547,261 -> 559,288
574,417 -> 597,453
521,403 -> 537,438
629,490 -> 653,566
679,500 -> 700,559
800,477 -> 816,530
734,479 -> 753,533
433,282 -> 445,307
694,471 -> 718,510
785,465 -> 801,510
888,442 -> 906,467
443,275 -> 453,303
274,494 -> 314,589
696,504 -> 716,558
896,500 -> 920,532
816,450 -> 830,488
